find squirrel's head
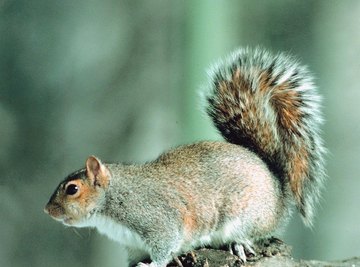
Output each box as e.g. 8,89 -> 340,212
44,156 -> 110,227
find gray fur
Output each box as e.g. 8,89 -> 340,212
45,47 -> 326,266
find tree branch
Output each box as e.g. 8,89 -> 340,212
165,237 -> 359,267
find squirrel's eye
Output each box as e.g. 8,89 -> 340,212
65,184 -> 79,195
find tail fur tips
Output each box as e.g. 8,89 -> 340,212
205,47 -> 326,226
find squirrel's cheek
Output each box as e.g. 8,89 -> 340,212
65,197 -> 98,221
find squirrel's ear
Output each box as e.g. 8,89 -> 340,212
85,156 -> 110,188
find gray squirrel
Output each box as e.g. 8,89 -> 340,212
44,47 -> 326,267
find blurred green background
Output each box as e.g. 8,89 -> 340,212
1,1 -> 359,266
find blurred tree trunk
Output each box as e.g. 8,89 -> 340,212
1,1 -> 185,267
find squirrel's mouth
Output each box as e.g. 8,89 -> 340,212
44,203 -> 74,225
47,212 -> 72,225
50,214 -> 75,226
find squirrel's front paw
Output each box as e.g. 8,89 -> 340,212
135,262 -> 163,267
229,241 -> 256,263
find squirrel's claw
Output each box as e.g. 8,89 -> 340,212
229,241 -> 256,263
233,243 -> 247,263
173,256 -> 184,267
135,263 -> 164,267
135,262 -> 160,267
189,251 -> 197,263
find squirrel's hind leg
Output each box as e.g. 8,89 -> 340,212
228,241 -> 256,263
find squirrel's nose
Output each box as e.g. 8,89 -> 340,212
44,203 -> 50,214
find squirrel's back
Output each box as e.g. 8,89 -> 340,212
204,47 -> 326,226
108,140 -> 287,249
44,47 -> 326,266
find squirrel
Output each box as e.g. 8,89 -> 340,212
44,47 -> 326,267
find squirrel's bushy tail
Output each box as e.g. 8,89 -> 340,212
205,47 -> 326,226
